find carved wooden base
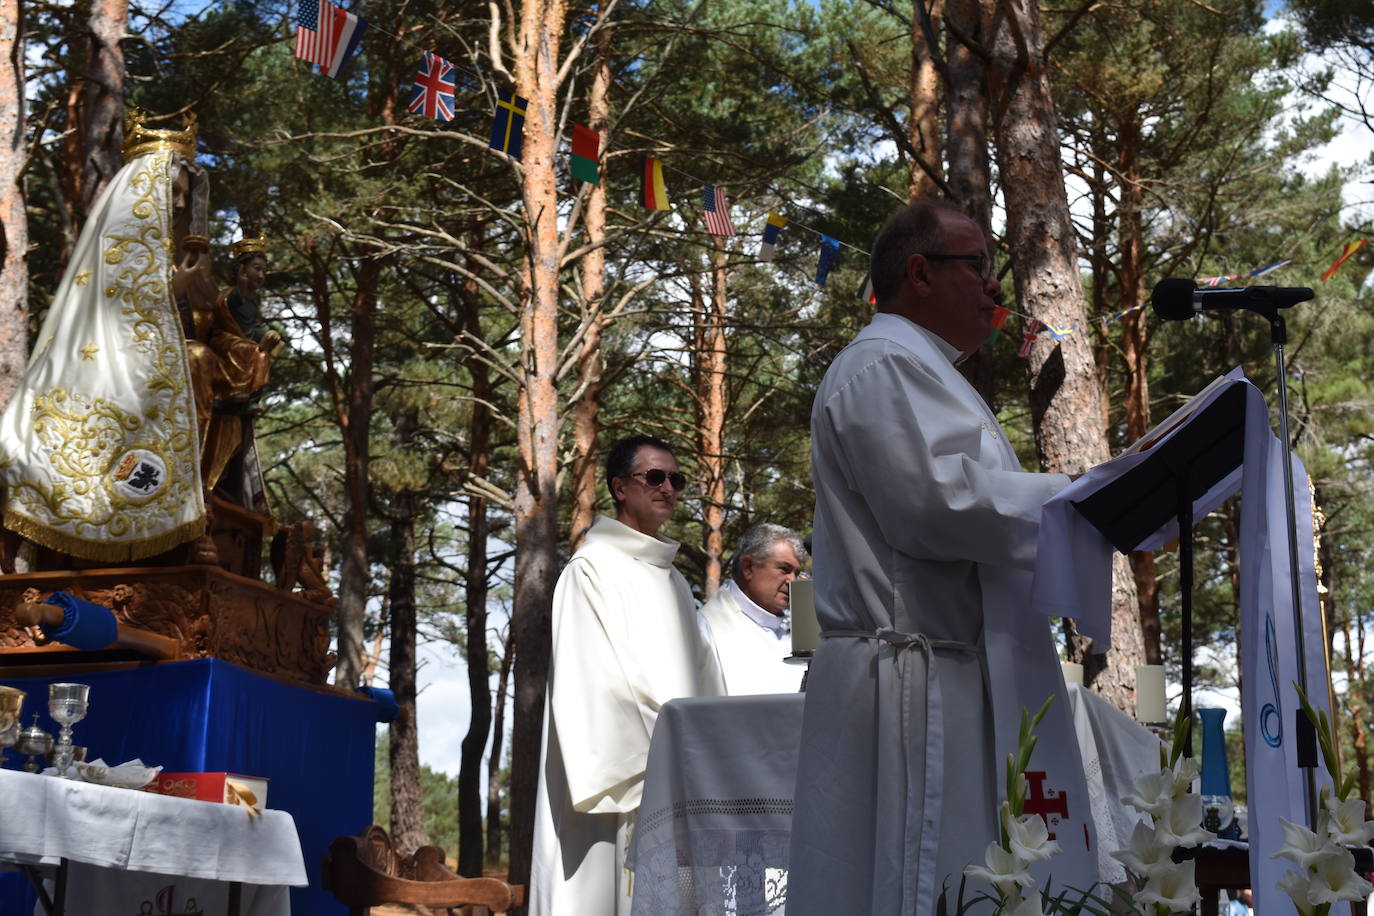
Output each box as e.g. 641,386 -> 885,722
0,566 -> 334,685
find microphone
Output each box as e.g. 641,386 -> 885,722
1152,278 -> 1314,320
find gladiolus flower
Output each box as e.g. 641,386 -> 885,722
1307,846 -> 1374,905
1168,757 -> 1200,798
1002,806 -> 1062,864
963,841 -> 1033,895
1135,860 -> 1200,911
1109,819 -> 1174,878
1276,869 -> 1318,916
1271,816 -> 1332,870
1324,796 -> 1374,846
1123,769 -> 1174,818
1154,793 -> 1215,848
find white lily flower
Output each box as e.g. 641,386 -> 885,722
1135,859 -> 1199,911
1154,793 -> 1215,848
1122,769 -> 1174,818
1276,868 -> 1318,916
1270,816 -> 1331,869
1002,806 -> 1062,863
963,841 -> 1033,894
1168,757 -> 1200,798
1307,846 -> 1374,905
1324,796 -> 1374,845
1004,889 -> 1046,916
1109,819 -> 1174,878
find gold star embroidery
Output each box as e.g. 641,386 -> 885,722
80,344 -> 99,360
74,270 -> 91,286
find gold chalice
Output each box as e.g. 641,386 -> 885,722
0,687 -> 24,768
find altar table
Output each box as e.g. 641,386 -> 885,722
0,767 -> 307,916
626,685 -> 1198,915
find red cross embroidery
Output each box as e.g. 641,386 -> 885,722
1022,770 -> 1070,840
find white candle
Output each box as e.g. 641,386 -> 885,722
789,579 -> 819,655
1061,662 -> 1084,686
1136,664 -> 1167,723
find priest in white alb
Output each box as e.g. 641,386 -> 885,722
697,523 -> 807,695
788,201 -> 1099,913
530,435 -> 724,915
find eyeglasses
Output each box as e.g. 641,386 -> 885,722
922,252 -> 995,281
627,469 -> 687,491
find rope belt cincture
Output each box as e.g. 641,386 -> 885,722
818,627 -> 982,914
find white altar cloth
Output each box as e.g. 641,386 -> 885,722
627,688 -> 1159,915
0,767 -> 306,915
627,694 -> 803,916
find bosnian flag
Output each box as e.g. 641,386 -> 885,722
408,52 -> 457,121
759,211 -> 786,262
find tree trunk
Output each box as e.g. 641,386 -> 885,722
908,0 -> 945,200
943,0 -> 996,403
507,0 -> 568,887
568,23 -> 611,553
458,268 -> 493,877
62,0 -> 126,242
0,0 -> 27,409
333,257 -> 381,688
989,0 -> 1143,710
1115,114 -> 1162,667
387,461 -> 428,856
487,629 -> 514,869
693,242 -> 728,596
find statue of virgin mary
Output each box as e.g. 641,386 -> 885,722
0,108 -> 207,562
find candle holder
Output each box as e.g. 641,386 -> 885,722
16,716 -> 53,773
48,683 -> 89,774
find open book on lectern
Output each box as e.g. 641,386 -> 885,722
1028,367 -> 1256,645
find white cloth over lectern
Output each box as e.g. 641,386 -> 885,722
1032,369 -> 1332,914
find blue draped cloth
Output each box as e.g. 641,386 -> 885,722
0,659 -> 376,916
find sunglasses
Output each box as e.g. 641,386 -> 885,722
921,252 -> 995,281
627,469 -> 687,491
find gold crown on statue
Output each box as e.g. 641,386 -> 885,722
122,107 -> 198,162
230,227 -> 268,259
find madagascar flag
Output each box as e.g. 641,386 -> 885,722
641,156 -> 669,210
571,124 -> 600,186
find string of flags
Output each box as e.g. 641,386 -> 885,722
287,2 -> 1369,313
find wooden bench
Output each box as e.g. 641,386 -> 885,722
321,826 -> 526,916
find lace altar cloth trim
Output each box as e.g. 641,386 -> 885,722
639,797 -> 794,836
631,828 -> 790,916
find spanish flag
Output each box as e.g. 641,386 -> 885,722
641,156 -> 669,210
1321,238 -> 1366,282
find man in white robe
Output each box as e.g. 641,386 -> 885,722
698,523 -> 806,695
788,201 -> 1098,913
531,435 -> 724,915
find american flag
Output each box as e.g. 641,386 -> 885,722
294,0 -> 364,76
408,52 -> 457,121
702,184 -> 735,237
294,0 -> 328,67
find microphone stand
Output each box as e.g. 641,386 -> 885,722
1257,307 -> 1320,828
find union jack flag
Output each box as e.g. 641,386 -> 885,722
702,184 -> 734,237
408,52 -> 457,121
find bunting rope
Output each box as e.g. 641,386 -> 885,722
284,0 -> 1369,352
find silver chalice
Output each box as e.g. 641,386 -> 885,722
48,683 -> 89,774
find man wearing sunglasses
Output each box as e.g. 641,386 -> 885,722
531,435 -> 724,916
787,201 -> 1097,914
